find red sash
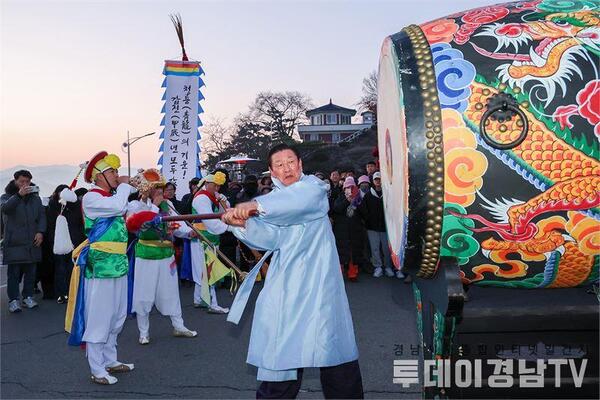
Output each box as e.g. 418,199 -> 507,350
194,190 -> 219,207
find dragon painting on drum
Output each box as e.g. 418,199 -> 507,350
377,0 -> 599,289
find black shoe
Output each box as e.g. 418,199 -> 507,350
57,296 -> 66,304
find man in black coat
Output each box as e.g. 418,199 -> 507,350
357,172 -> 407,280
1,170 -> 47,312
178,177 -> 201,215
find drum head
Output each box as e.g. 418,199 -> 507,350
377,37 -> 409,269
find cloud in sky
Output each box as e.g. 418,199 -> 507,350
0,0 -> 499,169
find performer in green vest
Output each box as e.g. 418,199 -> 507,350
81,151 -> 135,385
189,172 -> 230,314
127,169 -> 198,345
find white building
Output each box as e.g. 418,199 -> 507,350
298,100 -> 373,144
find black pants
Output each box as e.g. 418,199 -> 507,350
54,254 -> 73,297
7,263 -> 36,301
257,360 -> 363,399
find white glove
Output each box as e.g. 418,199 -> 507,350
59,188 -> 77,205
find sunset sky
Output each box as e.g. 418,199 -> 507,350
0,0 -> 497,170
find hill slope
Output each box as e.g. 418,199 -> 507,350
299,127 -> 378,175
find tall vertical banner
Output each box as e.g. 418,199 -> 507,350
158,60 -> 205,199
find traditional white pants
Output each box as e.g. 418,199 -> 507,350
83,275 -> 127,378
132,256 -> 186,336
194,284 -> 220,307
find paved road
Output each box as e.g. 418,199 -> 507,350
1,269 -> 421,399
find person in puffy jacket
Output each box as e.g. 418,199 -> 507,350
332,177 -> 367,281
1,170 -> 46,313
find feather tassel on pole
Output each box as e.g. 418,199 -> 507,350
69,162 -> 87,189
170,13 -> 188,61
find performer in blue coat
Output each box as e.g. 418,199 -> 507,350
222,143 -> 363,399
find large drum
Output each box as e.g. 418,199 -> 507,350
378,0 -> 599,288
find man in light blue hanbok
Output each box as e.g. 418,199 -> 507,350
222,144 -> 363,399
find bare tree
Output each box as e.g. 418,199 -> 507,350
201,116 -> 232,156
245,91 -> 313,143
358,71 -> 377,118
201,91 -> 313,168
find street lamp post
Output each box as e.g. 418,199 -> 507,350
122,131 -> 155,176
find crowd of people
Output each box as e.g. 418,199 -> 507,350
1,157 -> 407,313
168,159 -> 409,284
323,162 -> 410,283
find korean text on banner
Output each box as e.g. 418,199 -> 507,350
158,60 -> 204,199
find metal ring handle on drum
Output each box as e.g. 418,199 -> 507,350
479,103 -> 528,150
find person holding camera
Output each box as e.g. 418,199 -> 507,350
1,169 -> 47,313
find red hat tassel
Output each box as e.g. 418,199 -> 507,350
70,163 -> 87,189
